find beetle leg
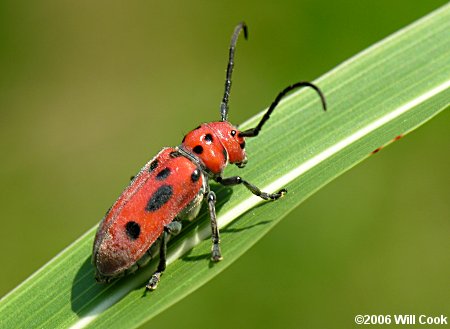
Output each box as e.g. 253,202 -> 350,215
207,191 -> 223,262
166,221 -> 182,235
145,222 -> 177,290
216,176 -> 286,200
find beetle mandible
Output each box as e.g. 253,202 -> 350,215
92,22 -> 326,290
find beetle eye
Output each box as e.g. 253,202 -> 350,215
230,130 -> 236,137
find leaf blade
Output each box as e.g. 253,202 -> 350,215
1,4 -> 449,329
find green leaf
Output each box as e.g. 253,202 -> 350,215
1,4 -> 449,329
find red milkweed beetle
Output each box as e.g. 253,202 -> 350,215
92,22 -> 326,290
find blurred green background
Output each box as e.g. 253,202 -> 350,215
0,1 -> 448,328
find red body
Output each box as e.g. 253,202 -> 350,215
93,121 -> 247,281
93,147 -> 205,279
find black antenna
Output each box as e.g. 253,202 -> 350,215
220,22 -> 248,122
239,82 -> 327,137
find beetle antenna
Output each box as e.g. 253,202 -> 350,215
239,82 -> 327,137
220,22 -> 248,122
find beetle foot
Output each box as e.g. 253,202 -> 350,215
146,272 -> 162,290
211,244 -> 223,262
278,188 -> 287,198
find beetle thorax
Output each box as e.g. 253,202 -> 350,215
181,121 -> 247,175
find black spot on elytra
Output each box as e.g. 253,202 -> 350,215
230,130 -> 236,137
156,167 -> 171,180
193,145 -> 203,154
240,141 -> 246,149
191,169 -> 201,182
205,134 -> 213,143
125,221 -> 141,240
149,159 -> 158,172
145,185 -> 173,212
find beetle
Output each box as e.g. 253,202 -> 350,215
92,22 -> 326,290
